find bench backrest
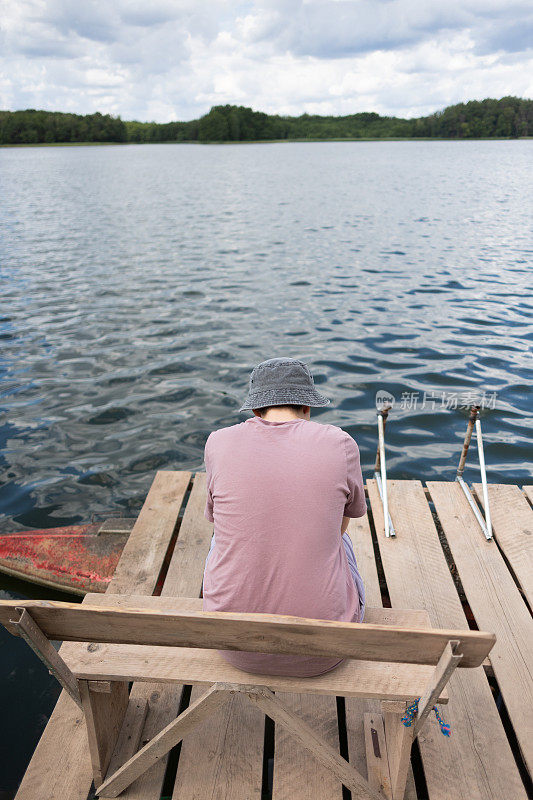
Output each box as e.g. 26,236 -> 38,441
0,597 -> 495,667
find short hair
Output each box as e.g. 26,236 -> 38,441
255,404 -> 306,415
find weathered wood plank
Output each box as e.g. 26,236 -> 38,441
472,483 -> 533,606
108,471 -> 214,800
68,591 -> 433,627
273,691 -> 343,800
171,686 -> 264,799
65,641 -> 451,701
96,684 -> 233,798
78,679 -> 129,785
1,599 -> 494,667
364,712 -> 392,799
428,480 -> 533,774
248,687 -> 384,800
344,515 -> 417,800
9,606 -> 82,709
382,701 -> 414,800
14,470 -> 191,800
272,514 -> 417,800
100,695 -> 149,800
170,473 -> 265,800
368,479 -> 527,800
413,640 -> 462,735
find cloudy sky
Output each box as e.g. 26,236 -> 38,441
1,0 -> 532,122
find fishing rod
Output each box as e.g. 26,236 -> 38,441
456,405 -> 493,540
374,404 -> 396,538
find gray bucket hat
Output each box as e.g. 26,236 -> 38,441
239,357 -> 330,412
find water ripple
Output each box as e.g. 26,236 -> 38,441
0,140 -> 532,534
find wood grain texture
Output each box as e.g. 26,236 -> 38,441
429,480 -> 533,774
273,691 -> 344,800
172,686 -> 265,800
106,471 -> 216,800
14,470 -> 190,800
78,679 -> 129,785
72,591 -> 434,628
248,687 -> 384,800
107,471 -> 191,596
100,696 -> 149,800
1,599 -> 494,666
472,482 -> 533,606
364,712 -> 392,799
96,684 -> 232,798
381,702 -> 414,800
368,479 -> 527,800
344,516 -> 417,800
64,641 -> 450,701
11,607 -> 82,709
170,469 -> 265,800
413,640 -> 462,735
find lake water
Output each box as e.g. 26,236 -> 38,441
0,140 -> 532,795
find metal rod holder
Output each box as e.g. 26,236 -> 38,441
455,406 -> 493,541
475,418 -> 492,540
376,411 -> 395,538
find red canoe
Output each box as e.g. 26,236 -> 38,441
0,519 -> 135,595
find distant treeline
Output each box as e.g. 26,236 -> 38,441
1,97 -> 532,145
0,110 -> 127,145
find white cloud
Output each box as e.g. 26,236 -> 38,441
0,0 -> 531,121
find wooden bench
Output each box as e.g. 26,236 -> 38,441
0,595 -> 495,800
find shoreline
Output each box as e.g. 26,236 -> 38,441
1,136 -> 531,149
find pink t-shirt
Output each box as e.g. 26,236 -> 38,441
202,415 -> 367,677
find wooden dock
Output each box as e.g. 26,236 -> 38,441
12,472 -> 532,800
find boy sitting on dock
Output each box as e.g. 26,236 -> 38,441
202,357 -> 367,677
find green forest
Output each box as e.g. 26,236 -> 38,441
1,97 -> 531,145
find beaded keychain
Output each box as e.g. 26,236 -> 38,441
401,698 -> 451,737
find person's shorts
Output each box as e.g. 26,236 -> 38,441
204,531 -> 366,622
341,530 -> 366,621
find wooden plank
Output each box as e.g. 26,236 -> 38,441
344,515 -> 417,800
14,470 -> 191,800
9,606 -> 82,709
429,481 -> 533,774
170,471 -> 265,800
472,483 -> 533,605
1,599 -> 495,667
271,513 -> 394,800
73,591 -> 434,628
65,642 -> 451,702
78,680 -> 129,785
107,471 -> 191,596
273,691 -> 344,800
413,640 -> 462,735
381,701 -> 414,800
364,712 -> 392,799
96,684 -> 232,798
171,686 -> 264,799
102,472 -> 216,800
368,479 -> 527,800
120,471 -> 264,800
247,687 -> 384,800
101,696 -> 149,798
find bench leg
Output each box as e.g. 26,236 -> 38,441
381,701 -> 414,800
364,712 -> 393,799
79,679 -> 129,787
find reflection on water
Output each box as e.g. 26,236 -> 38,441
1,141 -> 531,535
0,139 -> 532,795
